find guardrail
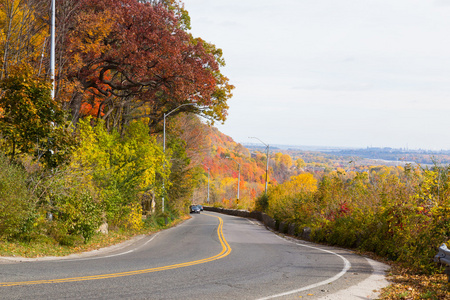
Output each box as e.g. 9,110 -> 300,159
203,206 -> 312,240
434,244 -> 450,282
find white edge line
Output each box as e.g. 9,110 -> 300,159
257,234 -> 351,300
52,232 -> 161,262
247,219 -> 259,226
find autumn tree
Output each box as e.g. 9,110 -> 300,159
0,64 -> 73,166
61,0 -> 233,132
266,173 -> 318,222
271,152 -> 295,183
0,0 -> 48,80
296,158 -> 305,169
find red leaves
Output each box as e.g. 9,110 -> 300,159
339,201 -> 351,216
64,0 -> 230,128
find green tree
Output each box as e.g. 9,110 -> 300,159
71,118 -> 167,227
0,64 -> 73,167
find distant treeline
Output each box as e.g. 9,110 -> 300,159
325,148 -> 450,165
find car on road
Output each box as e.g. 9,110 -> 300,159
190,205 -> 201,214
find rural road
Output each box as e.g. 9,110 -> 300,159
0,212 -> 389,299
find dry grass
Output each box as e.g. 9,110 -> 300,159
379,263 -> 450,300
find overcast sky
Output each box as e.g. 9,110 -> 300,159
184,0 -> 450,150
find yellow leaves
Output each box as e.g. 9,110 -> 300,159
73,10 -> 115,55
282,173 -> 318,195
296,158 -> 305,169
0,0 -> 47,73
125,203 -> 143,231
273,152 -> 294,169
413,168 -> 441,207
336,167 -> 346,175
266,173 -> 317,220
72,118 -> 166,194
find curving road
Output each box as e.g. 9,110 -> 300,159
0,212 -> 388,299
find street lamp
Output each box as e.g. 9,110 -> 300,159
50,0 -> 55,99
162,103 -> 195,212
249,137 -> 269,194
202,164 -> 210,203
227,157 -> 240,202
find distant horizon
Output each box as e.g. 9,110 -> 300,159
241,141 -> 450,152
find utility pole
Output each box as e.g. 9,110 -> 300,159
203,165 -> 210,203
227,157 -> 240,202
249,137 -> 269,194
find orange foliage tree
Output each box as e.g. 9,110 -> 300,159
60,0 -> 233,132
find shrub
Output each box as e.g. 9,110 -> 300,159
144,212 -> 168,229
53,192 -> 103,242
255,193 -> 268,212
34,165 -> 103,244
0,153 -> 36,240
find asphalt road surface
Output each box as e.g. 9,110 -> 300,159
0,212 -> 388,299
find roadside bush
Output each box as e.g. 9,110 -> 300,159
34,167 -> 103,244
144,212 -> 168,229
317,216 -> 362,248
267,173 -> 317,223
0,153 -> 36,240
123,203 -> 144,231
53,192 -> 103,242
255,193 -> 268,212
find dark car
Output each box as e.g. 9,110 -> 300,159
190,205 -> 201,214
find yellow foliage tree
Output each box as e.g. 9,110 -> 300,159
267,173 -> 317,222
69,118 -> 167,226
0,0 -> 47,80
296,158 -> 305,169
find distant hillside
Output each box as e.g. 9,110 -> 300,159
244,143 -> 450,166
195,124 -> 305,208
329,147 -> 450,165
195,124 -> 450,209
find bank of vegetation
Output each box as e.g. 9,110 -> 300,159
0,0 -> 232,251
253,164 -> 450,298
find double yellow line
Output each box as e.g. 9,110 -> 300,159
0,213 -> 231,287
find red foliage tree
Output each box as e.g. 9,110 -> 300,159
64,0 -> 233,131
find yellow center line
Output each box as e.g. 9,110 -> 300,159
0,213 -> 231,287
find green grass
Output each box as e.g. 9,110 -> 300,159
0,215 -> 190,258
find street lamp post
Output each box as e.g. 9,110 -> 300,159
249,137 -> 269,194
50,0 -> 55,99
227,157 -> 240,202
162,103 -> 195,212
203,164 -> 210,203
